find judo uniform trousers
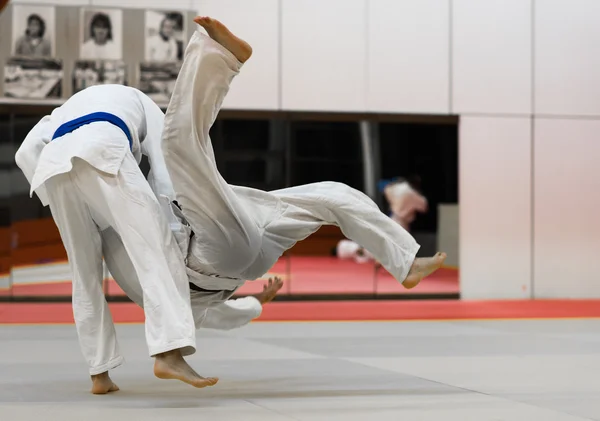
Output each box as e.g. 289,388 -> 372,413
14,85 -> 197,375
159,31 -> 421,292
336,181 -> 428,262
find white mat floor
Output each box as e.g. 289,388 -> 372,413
1,319 -> 599,420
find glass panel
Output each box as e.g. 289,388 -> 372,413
375,122 -> 459,297
0,114 -> 11,298
286,120 -> 376,297
9,114 -> 66,299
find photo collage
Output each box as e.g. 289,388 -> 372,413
4,5 -> 187,102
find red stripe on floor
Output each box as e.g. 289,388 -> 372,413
2,300 -> 600,324
10,257 -> 460,297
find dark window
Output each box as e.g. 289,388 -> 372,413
289,121 -> 363,191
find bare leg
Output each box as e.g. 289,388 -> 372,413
154,350 -> 219,388
194,16 -> 252,63
91,372 -> 120,395
403,252 -> 447,289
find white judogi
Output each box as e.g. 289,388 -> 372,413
155,31 -> 421,298
100,227 -> 263,330
14,85 -> 197,375
336,181 -> 428,263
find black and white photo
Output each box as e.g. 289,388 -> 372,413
145,10 -> 185,62
139,61 -> 182,103
72,60 -> 126,93
80,8 -> 122,60
12,5 -> 55,58
4,57 -> 62,99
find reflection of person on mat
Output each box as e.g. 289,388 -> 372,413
156,16 -> 446,294
337,178 -> 428,265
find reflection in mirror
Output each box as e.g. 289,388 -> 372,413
9,114 -> 67,299
0,115 -> 11,297
286,120 -> 378,298
374,122 -> 459,298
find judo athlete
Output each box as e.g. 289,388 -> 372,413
336,178 -> 428,264
14,84 -> 218,393
154,17 -> 446,299
27,17 -> 444,392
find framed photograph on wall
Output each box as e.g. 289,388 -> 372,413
80,8 -> 123,60
144,10 -> 186,62
72,60 -> 127,93
4,57 -> 63,99
139,61 -> 182,103
12,5 -> 56,58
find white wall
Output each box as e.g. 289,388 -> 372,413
452,0 -> 532,114
533,118 -> 600,298
453,0 -> 534,299
535,0 -> 600,116
459,117 -> 532,299
367,0 -> 449,114
456,0 -> 600,299
280,0 -> 367,112
195,0 -> 280,110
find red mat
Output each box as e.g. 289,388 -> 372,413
2,300 -> 600,324
10,256 -> 459,297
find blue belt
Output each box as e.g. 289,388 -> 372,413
52,112 -> 133,150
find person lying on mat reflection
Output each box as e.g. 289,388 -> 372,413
336,177 -> 428,265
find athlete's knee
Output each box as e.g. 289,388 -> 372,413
320,181 -> 378,208
320,181 -> 363,199
321,181 -> 352,192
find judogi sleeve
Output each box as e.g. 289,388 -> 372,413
198,297 -> 263,330
14,115 -> 52,206
136,91 -> 176,200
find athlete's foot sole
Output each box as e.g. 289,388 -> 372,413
403,252 -> 447,289
193,16 -> 253,63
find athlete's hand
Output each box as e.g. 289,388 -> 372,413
255,276 -> 284,304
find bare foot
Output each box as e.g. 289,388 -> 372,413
403,252 -> 447,289
193,16 -> 253,63
154,349 -> 219,389
254,277 -> 284,304
91,372 -> 120,395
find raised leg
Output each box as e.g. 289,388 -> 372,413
267,182 -> 445,288
161,19 -> 261,277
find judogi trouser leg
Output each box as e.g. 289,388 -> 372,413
256,182 -> 421,284
46,173 -> 121,375
101,227 -> 262,331
45,153 -> 196,374
162,31 -> 263,278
